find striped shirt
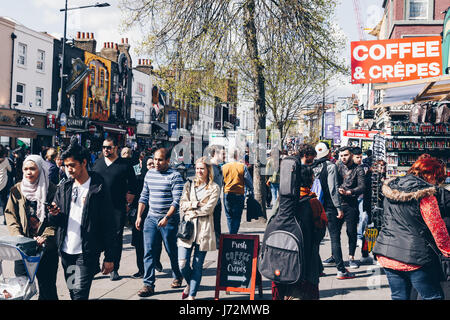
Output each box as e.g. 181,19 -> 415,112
138,168 -> 184,217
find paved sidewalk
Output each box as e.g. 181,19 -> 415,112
0,206 -> 398,301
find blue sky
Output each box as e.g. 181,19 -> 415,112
1,0 -> 384,99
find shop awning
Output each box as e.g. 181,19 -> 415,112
0,126 -> 37,139
103,125 -> 126,134
28,127 -> 57,137
374,75 -> 450,106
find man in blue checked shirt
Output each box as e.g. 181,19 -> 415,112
135,148 -> 185,297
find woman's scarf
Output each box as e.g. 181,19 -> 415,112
20,155 -> 50,223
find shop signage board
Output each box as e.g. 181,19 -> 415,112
334,126 -> 341,145
351,36 -> 442,84
215,234 -> 261,300
324,112 -> 335,139
168,110 -> 177,137
343,130 -> 379,139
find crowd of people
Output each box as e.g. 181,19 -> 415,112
0,138 -> 257,300
285,142 -> 449,300
0,136 -> 449,300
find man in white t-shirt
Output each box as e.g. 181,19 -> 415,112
49,142 -> 118,300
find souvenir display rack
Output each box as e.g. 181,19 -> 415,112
371,134 -> 386,230
386,121 -> 450,178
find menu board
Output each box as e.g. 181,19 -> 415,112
215,234 -> 260,300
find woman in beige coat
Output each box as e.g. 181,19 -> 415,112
178,156 -> 220,300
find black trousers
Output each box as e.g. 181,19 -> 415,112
213,200 -> 222,244
132,226 -> 145,273
61,252 -> 96,300
326,204 -> 359,272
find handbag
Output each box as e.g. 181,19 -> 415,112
176,179 -> 196,241
176,218 -> 194,240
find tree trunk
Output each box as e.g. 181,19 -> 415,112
243,0 -> 267,218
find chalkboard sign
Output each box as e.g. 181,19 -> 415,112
215,234 -> 261,300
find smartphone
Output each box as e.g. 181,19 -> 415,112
44,202 -> 56,210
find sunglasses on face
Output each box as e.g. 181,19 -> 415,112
102,146 -> 114,150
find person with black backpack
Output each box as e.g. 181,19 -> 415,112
270,166 -> 328,300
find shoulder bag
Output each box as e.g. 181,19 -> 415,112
176,179 -> 196,240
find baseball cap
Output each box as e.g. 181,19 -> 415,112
315,142 -> 329,159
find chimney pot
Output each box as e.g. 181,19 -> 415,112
126,38 -> 129,44
115,43 -> 118,50
121,38 -> 124,44
91,33 -> 94,39
77,31 -> 81,39
82,32 -> 85,39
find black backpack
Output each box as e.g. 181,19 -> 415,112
258,156 -> 306,284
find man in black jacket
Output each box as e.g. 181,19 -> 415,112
49,141 -> 118,300
336,146 -> 365,270
93,136 -> 137,280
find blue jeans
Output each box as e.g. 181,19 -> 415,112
384,264 -> 444,300
178,244 -> 207,297
142,215 -> 182,288
270,183 -> 279,207
223,193 -> 245,234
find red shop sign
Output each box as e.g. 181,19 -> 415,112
343,130 -> 379,139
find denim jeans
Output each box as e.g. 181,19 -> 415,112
326,204 -> 359,272
384,264 -> 444,300
178,244 -> 207,297
270,183 -> 280,207
223,193 -> 245,234
142,214 -> 182,288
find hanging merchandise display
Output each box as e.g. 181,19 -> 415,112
385,101 -> 450,179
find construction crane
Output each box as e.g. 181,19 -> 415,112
353,0 -> 366,41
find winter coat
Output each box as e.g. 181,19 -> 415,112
372,175 -> 438,266
178,180 -> 220,251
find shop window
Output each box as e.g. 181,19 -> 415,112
36,87 -> 43,107
18,43 -> 27,66
407,0 -> 429,20
135,110 -> 144,122
16,83 -> 25,104
100,69 -> 105,88
0,136 -> 10,147
37,50 -> 45,72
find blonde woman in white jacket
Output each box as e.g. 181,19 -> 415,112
178,156 -> 220,300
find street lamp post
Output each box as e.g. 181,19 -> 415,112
56,1 -> 110,131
